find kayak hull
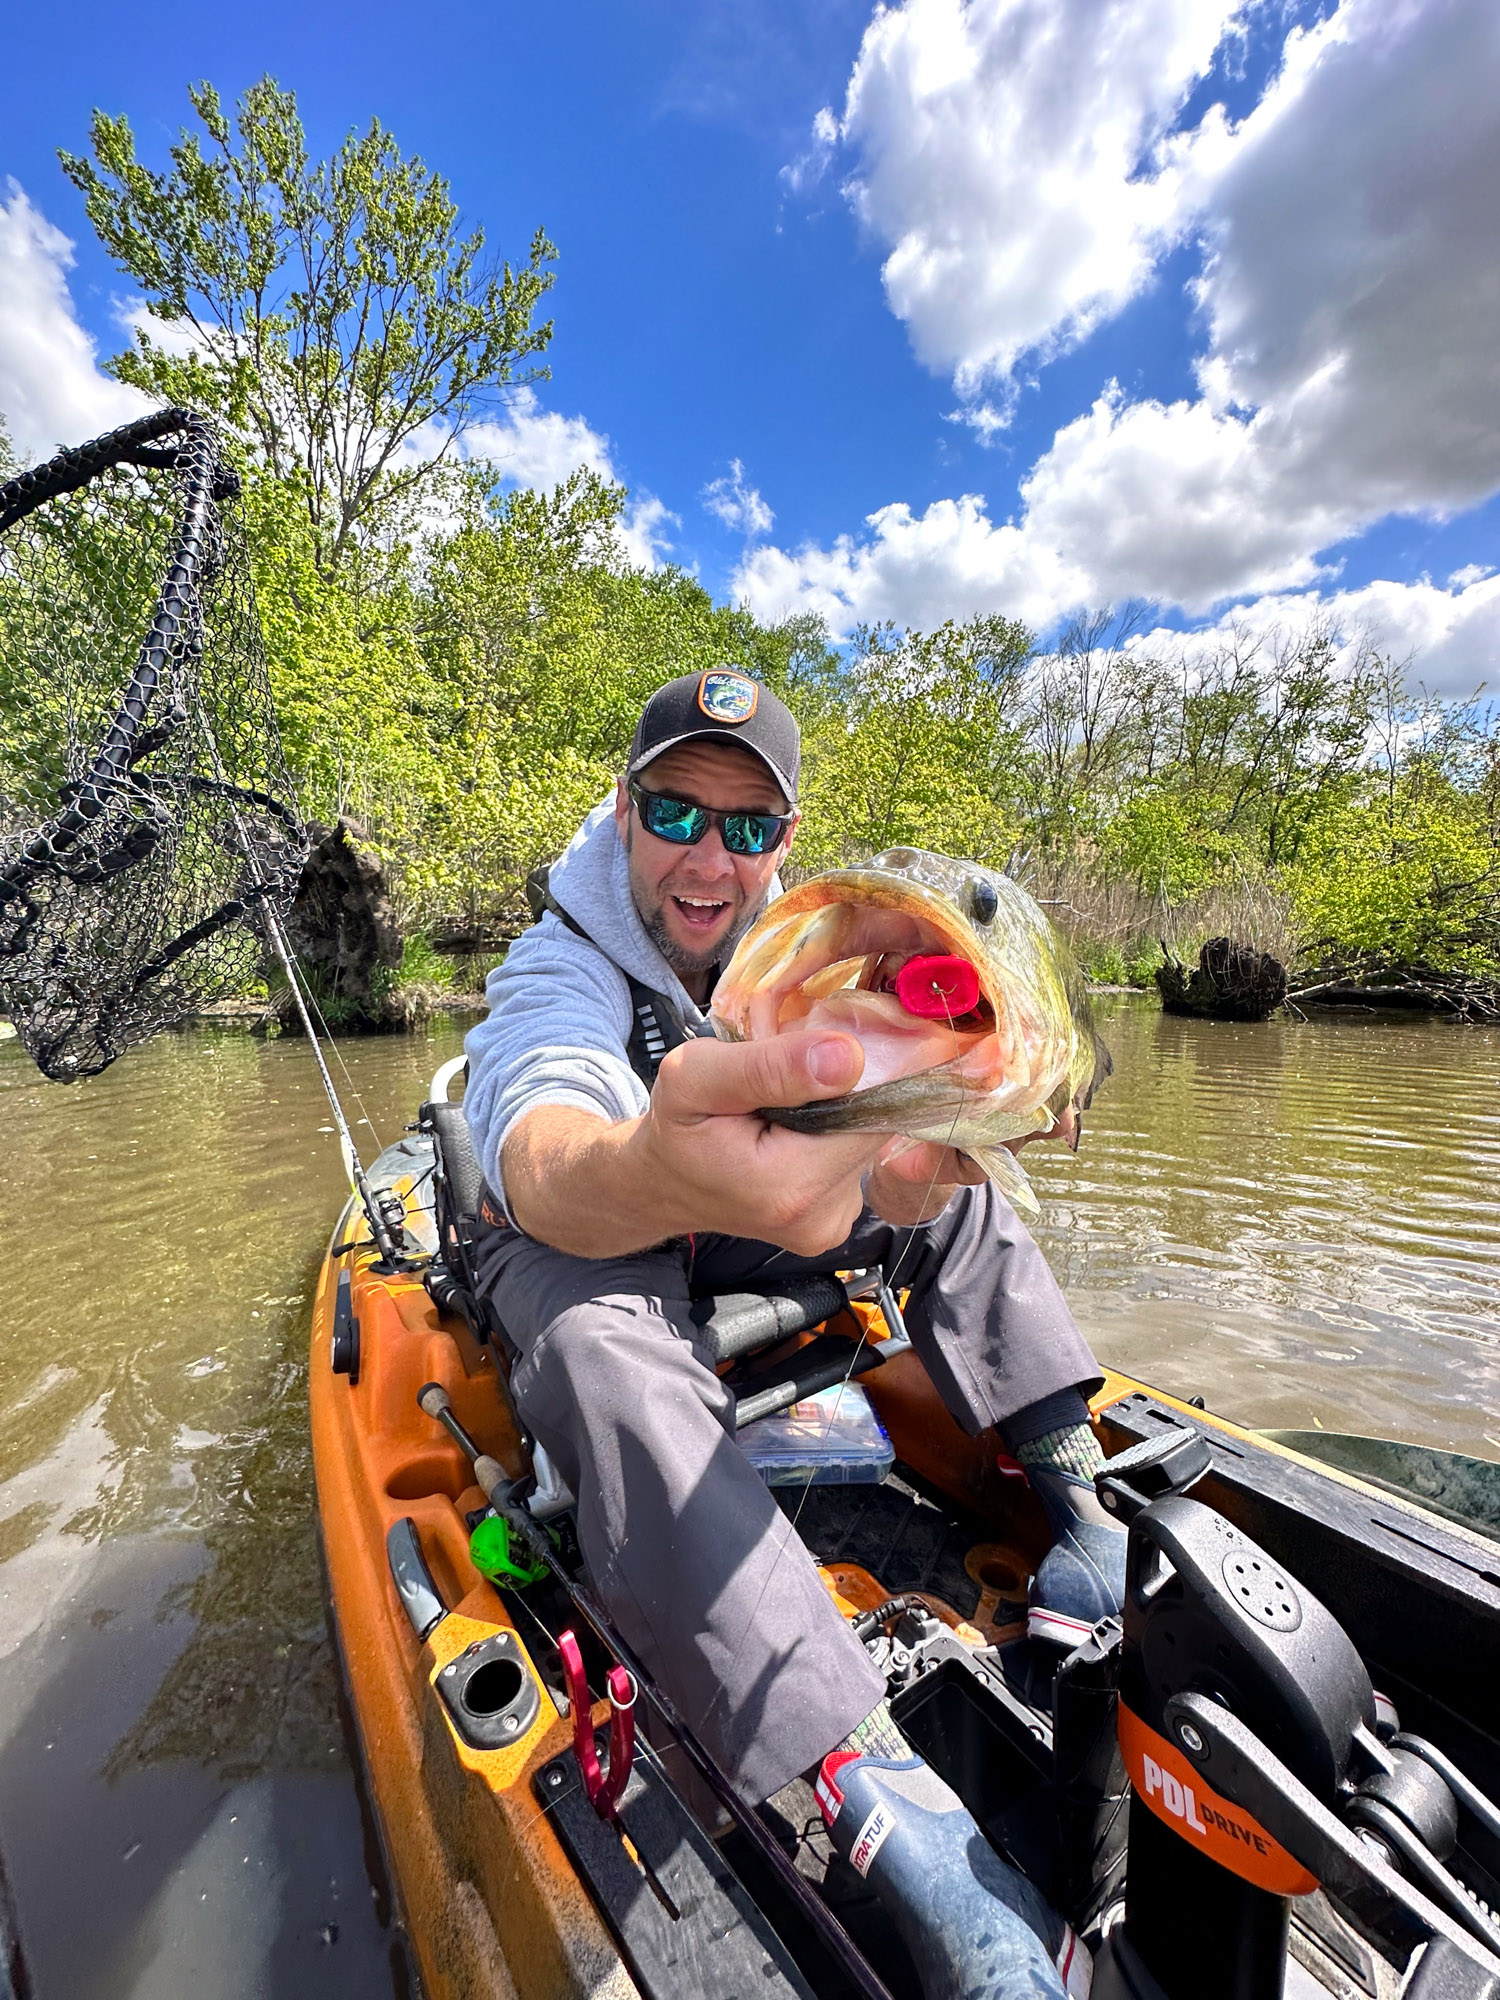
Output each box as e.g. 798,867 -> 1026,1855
309,1210 -> 637,1999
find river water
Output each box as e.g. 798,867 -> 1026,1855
0,997 -> 1497,1996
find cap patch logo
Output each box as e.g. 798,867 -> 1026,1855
697,670 -> 758,725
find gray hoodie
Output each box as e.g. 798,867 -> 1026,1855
464,795 -> 773,1222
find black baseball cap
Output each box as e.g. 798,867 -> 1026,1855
626,668 -> 800,803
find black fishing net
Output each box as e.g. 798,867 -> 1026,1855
0,409 -> 307,1079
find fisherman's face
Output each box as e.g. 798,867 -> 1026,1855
616,739 -> 795,994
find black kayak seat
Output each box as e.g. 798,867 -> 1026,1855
424,1098 -> 487,1238
690,1276 -> 854,1368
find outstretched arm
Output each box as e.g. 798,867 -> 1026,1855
503,1030 -> 888,1258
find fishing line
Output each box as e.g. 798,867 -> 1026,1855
293,961 -> 388,1156
199,728 -> 401,1262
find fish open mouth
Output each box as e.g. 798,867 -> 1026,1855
711,852 -> 1109,1200
713,884 -> 1011,1095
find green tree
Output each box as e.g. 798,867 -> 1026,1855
794,615 -> 1033,869
62,78 -> 556,571
399,470 -> 830,936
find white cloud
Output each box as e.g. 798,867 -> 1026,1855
760,0 -> 1500,640
452,387 -> 678,567
1185,0 -> 1500,524
781,105 -> 841,198
734,491 -> 1085,633
831,0 -> 1245,398
112,296 -> 207,361
615,493 -> 679,570
739,508 -> 1500,695
464,387 -> 619,492
701,459 -> 774,537
1014,387 -> 1344,609
1129,572 -> 1500,699
0,183 -> 147,461
730,388 -> 1348,636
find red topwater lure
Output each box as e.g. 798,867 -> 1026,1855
893,954 -> 981,1020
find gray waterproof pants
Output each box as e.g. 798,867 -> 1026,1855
473,1183 -> 1100,1804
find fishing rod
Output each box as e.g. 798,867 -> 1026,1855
415,1381 -> 901,2000
187,642 -> 408,1272
258,898 -> 407,1270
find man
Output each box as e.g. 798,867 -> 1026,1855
464,668 -> 1122,1999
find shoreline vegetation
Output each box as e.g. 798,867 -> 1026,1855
4,79 -> 1496,1037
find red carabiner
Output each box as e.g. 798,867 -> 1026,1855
558,1629 -> 636,1818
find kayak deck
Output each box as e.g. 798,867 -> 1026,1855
310,1136 -> 1500,2000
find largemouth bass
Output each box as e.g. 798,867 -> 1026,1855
710,845 -> 1111,1217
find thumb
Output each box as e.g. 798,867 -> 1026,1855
661,1030 -> 865,1119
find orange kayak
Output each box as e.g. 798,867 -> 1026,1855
310,1088 -> 1500,2000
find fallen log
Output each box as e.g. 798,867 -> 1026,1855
1286,964 -> 1500,1023
1157,935 -> 1288,1022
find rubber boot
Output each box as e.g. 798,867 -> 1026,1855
1023,1462 -> 1127,1653
816,1747 -> 1090,1998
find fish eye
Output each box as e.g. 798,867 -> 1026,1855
968,877 -> 999,924
875,847 -> 919,871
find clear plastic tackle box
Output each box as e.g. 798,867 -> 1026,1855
738,1381 -> 895,1487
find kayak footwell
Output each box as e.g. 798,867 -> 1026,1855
539,1739 -> 815,1999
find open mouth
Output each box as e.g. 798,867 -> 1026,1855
714,893 -> 1007,1092
670,893 -> 733,934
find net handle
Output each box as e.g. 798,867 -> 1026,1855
0,408 -> 208,534
2,412 -> 228,882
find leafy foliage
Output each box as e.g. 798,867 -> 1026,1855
62,77 -> 555,571
33,75 -> 1499,997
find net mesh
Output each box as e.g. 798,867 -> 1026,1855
0,409 -> 307,1079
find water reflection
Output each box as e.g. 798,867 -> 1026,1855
0,1000 -> 1497,1994
0,1022 -> 465,1998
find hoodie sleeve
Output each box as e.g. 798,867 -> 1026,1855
461,913 -> 651,1224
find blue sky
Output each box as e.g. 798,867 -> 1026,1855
3,0 -> 1498,690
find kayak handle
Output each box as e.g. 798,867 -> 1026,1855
558,1628 -> 636,1819
386,1517 -> 448,1642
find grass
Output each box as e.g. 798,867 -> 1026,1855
386,933 -> 489,1025
1028,862 -> 1301,989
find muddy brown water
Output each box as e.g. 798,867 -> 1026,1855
0,997 -> 1496,1996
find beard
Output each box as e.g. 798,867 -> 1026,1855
638,891 -> 767,986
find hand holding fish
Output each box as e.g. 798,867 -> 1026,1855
712,847 -> 1111,1220
640,1028 -> 890,1254
504,1024 -> 894,1258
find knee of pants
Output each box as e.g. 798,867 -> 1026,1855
521,1298 -> 716,1424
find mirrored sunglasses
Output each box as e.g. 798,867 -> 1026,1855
628,780 -> 793,857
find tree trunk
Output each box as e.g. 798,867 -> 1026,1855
274,818 -> 403,1032
1156,936 -> 1288,1022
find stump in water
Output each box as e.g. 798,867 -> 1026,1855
1157,936 -> 1288,1022
277,819 -> 402,1032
